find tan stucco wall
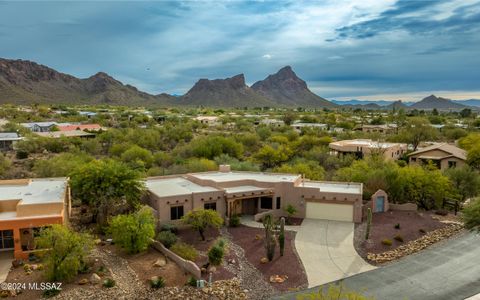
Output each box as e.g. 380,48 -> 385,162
16,203 -> 64,217
0,199 -> 20,211
409,150 -> 466,170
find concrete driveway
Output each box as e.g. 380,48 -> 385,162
295,219 -> 376,287
281,232 -> 480,300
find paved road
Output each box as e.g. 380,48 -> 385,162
295,219 -> 376,287
276,231 -> 480,300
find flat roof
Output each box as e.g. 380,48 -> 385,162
330,139 -> 405,149
146,177 -> 220,198
0,178 -> 67,205
302,181 -> 362,194
224,186 -> 271,194
190,172 -> 300,183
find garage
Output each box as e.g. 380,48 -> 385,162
305,202 -> 353,222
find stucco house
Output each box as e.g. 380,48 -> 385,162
0,132 -> 22,151
0,178 -> 70,259
408,143 -> 466,170
145,165 -> 363,225
329,139 -> 407,160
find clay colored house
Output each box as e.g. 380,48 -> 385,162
408,143 -> 466,170
329,139 -> 407,160
0,178 -> 70,259
145,166 -> 363,224
358,124 -> 396,134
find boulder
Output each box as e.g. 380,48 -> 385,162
260,257 -> 269,264
207,266 -> 216,273
153,257 -> 167,267
90,273 -> 101,284
78,278 -> 89,285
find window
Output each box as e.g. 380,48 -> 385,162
448,161 -> 457,168
412,157 -> 417,162
260,197 -> 272,209
170,206 -> 184,220
204,202 -> 217,211
276,197 -> 281,209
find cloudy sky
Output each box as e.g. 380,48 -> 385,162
1,0 -> 480,101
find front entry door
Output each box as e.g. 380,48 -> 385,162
375,196 -> 385,213
0,230 -> 14,250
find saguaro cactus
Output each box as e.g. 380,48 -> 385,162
263,214 -> 276,261
365,208 -> 372,240
279,217 -> 285,256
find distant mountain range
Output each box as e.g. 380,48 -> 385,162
0,58 -> 336,108
332,97 -> 480,109
0,58 -> 477,109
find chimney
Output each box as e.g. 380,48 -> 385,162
219,165 -> 231,172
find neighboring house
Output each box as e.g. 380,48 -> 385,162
259,119 -> 284,127
35,130 -> 95,139
0,132 -> 22,151
408,143 -> 466,170
0,178 -> 70,259
57,124 -> 103,132
145,165 -> 363,224
329,139 -> 407,160
358,124 -> 396,134
21,122 -> 58,132
291,122 -> 328,132
79,111 -> 98,118
193,116 -> 220,126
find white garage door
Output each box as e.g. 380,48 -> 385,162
305,202 -> 353,222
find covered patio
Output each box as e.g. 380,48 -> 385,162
225,186 -> 274,217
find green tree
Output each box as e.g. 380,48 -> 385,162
467,144 -> 480,169
274,160 -> 325,180
182,209 -> 223,241
462,198 -> 480,231
254,144 -> 292,169
108,206 -> 156,254
32,152 -> 93,177
445,166 -> 480,202
70,159 -> 145,226
189,135 -> 243,159
35,225 -> 93,282
282,111 -> 296,126
459,133 -> 480,151
121,145 -> 154,170
399,117 -> 437,151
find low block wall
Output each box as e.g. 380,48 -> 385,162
389,203 -> 418,211
254,209 -> 286,222
151,240 -> 201,279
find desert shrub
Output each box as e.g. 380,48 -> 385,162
435,209 -> 449,216
208,239 -> 226,266
182,209 -> 223,241
160,223 -> 178,234
35,225 -> 93,282
462,198 -> 480,231
229,214 -> 240,227
42,287 -> 61,298
103,278 -> 116,288
394,223 -> 401,229
157,231 -> 177,249
187,276 -> 197,287
16,150 -> 28,159
107,206 -> 156,254
381,239 -> 393,246
150,276 -> 165,289
171,242 -> 198,261
393,234 -> 404,243
419,228 -> 426,234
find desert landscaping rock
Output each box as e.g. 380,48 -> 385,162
153,257 -> 166,267
367,223 -> 464,263
90,273 -> 101,284
219,227 -> 276,299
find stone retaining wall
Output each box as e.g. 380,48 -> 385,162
151,240 -> 201,279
